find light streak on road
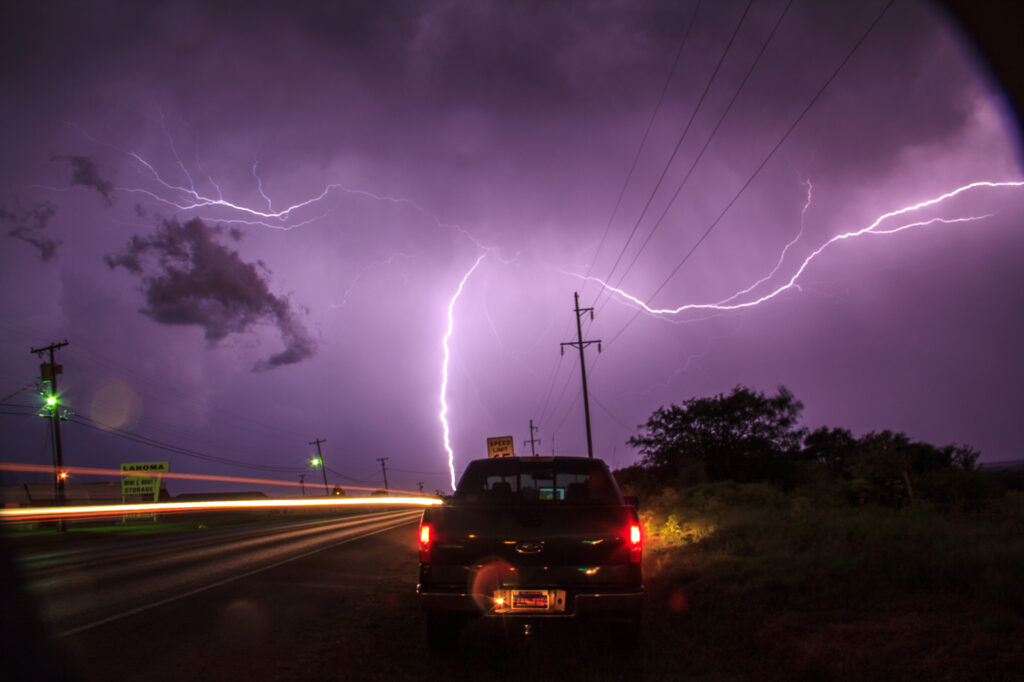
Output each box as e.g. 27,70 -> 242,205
579,180 -> 1022,315
0,463 -> 429,497
0,496 -> 441,523
441,253 -> 487,491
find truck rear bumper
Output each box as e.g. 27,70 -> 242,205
418,586 -> 643,617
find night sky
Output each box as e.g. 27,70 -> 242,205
1,0 -> 1021,496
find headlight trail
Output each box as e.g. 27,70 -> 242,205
578,180 -> 1022,315
441,253 -> 487,491
0,463 -> 429,497
0,496 -> 441,523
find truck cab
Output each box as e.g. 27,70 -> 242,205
417,456 -> 642,649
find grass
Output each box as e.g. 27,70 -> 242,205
638,487 -> 1024,679
285,487 -> 1024,680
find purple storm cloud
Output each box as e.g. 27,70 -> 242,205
0,0 -> 1021,495
1,201 -> 60,262
105,217 -> 316,371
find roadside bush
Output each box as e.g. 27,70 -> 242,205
679,481 -> 790,512
916,467 -> 992,511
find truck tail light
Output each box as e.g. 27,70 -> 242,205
628,522 -> 642,563
419,523 -> 432,563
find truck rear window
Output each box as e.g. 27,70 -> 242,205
453,459 -> 622,506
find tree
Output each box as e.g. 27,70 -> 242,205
628,386 -> 808,486
804,426 -> 857,477
844,431 -> 984,507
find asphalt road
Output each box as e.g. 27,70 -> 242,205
5,510 -> 648,681
5,510 -> 424,681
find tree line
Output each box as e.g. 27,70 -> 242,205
616,385 -> 1015,510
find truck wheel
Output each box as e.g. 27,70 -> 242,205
426,613 -> 466,653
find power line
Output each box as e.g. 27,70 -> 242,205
324,466 -> 375,485
0,380 -> 38,405
5,406 -> 308,473
539,2 -> 700,425
601,0 -> 796,310
589,390 -> 632,431
540,354 -> 579,428
593,0 -> 754,309
535,348 -> 568,427
604,0 -> 897,350
1,320 -> 307,442
550,385 -> 583,449
63,414 -> 307,473
581,0 -> 702,294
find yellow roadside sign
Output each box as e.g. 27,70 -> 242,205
487,436 -> 515,458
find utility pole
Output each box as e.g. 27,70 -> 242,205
31,340 -> 69,519
560,292 -> 601,458
524,419 -> 541,457
377,457 -> 390,493
299,473 -> 305,497
309,438 -> 328,495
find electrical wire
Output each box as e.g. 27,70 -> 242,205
64,415 -> 307,473
580,0 -> 702,297
539,2 -> 700,428
601,0 -> 796,311
604,0 -> 897,350
593,0 -> 754,310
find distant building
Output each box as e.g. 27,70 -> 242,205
172,491 -> 271,502
0,481 -> 169,507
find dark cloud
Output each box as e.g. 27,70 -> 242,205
0,201 -> 60,261
53,155 -> 114,205
105,217 -> 316,370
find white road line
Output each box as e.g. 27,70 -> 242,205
52,514 -> 419,639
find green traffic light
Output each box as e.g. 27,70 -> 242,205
311,458 -> 321,466
46,395 -> 58,407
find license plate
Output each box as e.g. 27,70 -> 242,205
512,590 -> 549,609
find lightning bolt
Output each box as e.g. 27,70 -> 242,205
580,180 -> 1022,315
441,252 -> 488,490
327,252 -> 420,310
716,178 -> 812,306
120,149 -> 448,231
253,161 -> 274,211
49,124 -> 523,491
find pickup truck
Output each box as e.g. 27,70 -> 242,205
417,456 -> 643,650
